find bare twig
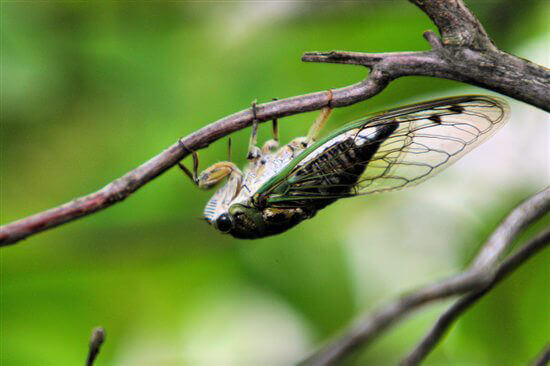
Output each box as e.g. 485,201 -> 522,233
86,327 -> 105,366
400,229 -> 550,366
531,344 -> 550,366
300,188 -> 550,366
1,0 -> 549,246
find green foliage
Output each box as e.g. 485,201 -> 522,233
2,2 -> 548,365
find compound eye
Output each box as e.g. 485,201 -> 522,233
215,213 -> 233,233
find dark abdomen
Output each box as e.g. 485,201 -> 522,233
290,122 -> 398,209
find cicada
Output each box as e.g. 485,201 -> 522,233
179,95 -> 509,239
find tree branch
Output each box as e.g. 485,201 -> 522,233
400,229 -> 550,366
1,0 -> 549,246
303,0 -> 549,113
412,0 -> 496,50
300,188 -> 550,366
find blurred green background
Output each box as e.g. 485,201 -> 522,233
1,1 -> 549,365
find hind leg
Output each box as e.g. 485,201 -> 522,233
306,106 -> 333,143
306,90 -> 334,143
284,105 -> 333,153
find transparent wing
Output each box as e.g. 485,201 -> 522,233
261,95 -> 509,205
357,95 -> 509,194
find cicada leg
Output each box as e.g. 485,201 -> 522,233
227,137 -> 233,162
195,161 -> 242,189
261,119 -> 279,154
247,100 -> 262,161
262,98 -> 280,154
306,90 -> 334,144
177,141 -> 242,190
177,142 -> 199,184
284,100 -> 333,153
307,108 -> 332,143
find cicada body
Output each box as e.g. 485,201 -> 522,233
183,95 -> 509,239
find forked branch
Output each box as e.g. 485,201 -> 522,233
1,1 -> 548,247
400,229 -> 550,366
300,188 -> 550,365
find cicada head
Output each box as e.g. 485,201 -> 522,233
204,195 -> 266,238
226,204 -> 266,239
201,146 -> 314,238
203,180 -> 268,238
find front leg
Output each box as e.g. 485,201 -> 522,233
177,143 -> 199,185
195,161 -> 243,189
177,145 -> 242,189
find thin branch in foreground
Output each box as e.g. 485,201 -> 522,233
531,344 -> 550,366
471,187 -> 550,270
86,327 -> 105,366
1,0 -> 549,247
400,229 -> 550,366
300,188 -> 550,366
